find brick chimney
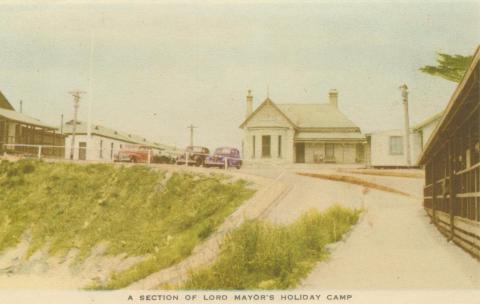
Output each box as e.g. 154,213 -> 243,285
246,90 -> 253,118
329,89 -> 338,108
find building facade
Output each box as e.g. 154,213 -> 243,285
63,121 -> 165,161
366,112 -> 442,168
419,46 -> 479,258
240,90 -> 367,164
0,91 -> 65,158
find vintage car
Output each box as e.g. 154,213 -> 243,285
176,146 -> 210,166
116,145 -> 152,163
204,147 -> 242,169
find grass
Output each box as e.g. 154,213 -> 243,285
182,205 -> 361,290
0,159 -> 255,289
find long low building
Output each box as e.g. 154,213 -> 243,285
418,46 -> 479,258
63,120 -> 169,161
0,91 -> 65,158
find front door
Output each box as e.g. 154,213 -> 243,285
325,144 -> 335,162
79,142 -> 87,160
295,143 -> 305,163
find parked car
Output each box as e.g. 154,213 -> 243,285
116,145 -> 152,163
176,146 -> 210,166
205,147 -> 242,169
151,153 -> 176,164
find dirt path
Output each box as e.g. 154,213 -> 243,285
277,170 -> 480,289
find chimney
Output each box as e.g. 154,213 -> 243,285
329,89 -> 338,108
246,90 -> 253,117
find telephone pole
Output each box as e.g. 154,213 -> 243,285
69,91 -> 85,160
187,124 -> 197,146
399,84 -> 411,166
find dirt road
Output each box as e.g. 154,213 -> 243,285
244,166 -> 479,289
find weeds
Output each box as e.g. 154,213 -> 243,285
0,160 -> 255,289
183,205 -> 361,290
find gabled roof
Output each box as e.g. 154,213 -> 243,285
0,108 -> 57,129
239,98 -> 297,129
240,97 -> 360,130
0,91 -> 15,110
63,120 -> 166,150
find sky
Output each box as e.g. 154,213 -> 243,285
0,0 -> 479,149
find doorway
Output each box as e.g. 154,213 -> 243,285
78,142 -> 87,160
295,143 -> 305,163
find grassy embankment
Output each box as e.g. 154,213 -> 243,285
0,160 -> 255,289
183,205 -> 361,289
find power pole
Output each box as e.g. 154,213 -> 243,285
187,124 -> 197,146
69,91 -> 85,160
399,84 -> 411,166
60,113 -> 64,134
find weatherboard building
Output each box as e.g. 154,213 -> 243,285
240,90 -> 367,164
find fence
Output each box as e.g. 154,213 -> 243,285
2,143 -> 65,159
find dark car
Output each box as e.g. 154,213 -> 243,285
176,146 -> 210,166
205,147 -> 242,169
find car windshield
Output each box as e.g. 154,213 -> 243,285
216,148 -> 233,154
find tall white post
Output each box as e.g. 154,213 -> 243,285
68,91 -> 85,160
400,84 -> 411,166
87,32 -> 95,161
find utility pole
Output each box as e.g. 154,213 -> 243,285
69,91 -> 85,160
19,100 -> 23,113
187,124 -> 197,146
399,84 -> 411,166
60,113 -> 64,134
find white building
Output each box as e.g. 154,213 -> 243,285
63,120 -> 166,161
366,112 -> 442,168
239,90 -> 367,164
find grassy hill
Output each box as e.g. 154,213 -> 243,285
0,160 -> 255,289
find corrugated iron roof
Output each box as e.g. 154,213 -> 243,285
62,121 -> 168,150
296,131 -> 366,141
0,108 -> 57,129
277,103 -> 359,129
240,98 -> 361,130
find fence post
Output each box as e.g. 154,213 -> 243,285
185,152 -> 189,167
148,149 -> 151,164
224,157 -> 228,170
37,145 -> 42,159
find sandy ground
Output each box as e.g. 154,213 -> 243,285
246,166 -> 479,289
204,165 -> 479,289
0,164 -> 478,289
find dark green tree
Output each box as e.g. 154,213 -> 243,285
420,53 -> 473,82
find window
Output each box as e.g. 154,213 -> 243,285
262,135 -> 271,157
278,135 -> 282,157
389,136 -> 403,155
325,144 -> 335,160
252,136 -> 255,158
99,140 -> 103,158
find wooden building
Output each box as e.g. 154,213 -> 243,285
0,91 -> 65,158
240,90 -> 367,164
419,47 -> 480,259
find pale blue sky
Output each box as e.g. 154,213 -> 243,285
0,1 -> 479,149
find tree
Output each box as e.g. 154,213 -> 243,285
419,52 -> 473,83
